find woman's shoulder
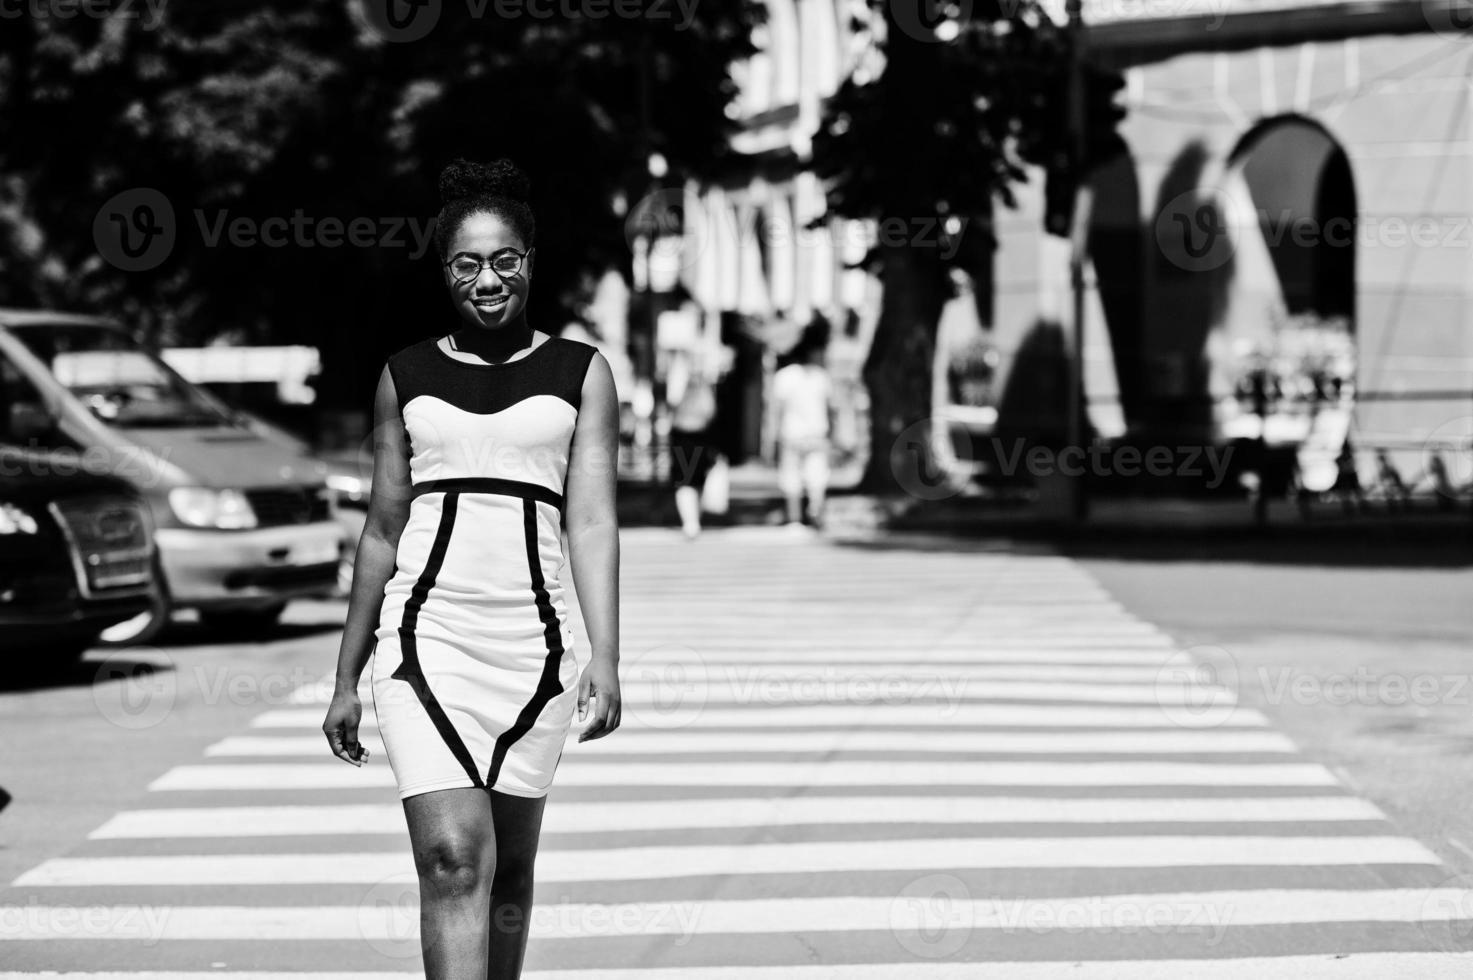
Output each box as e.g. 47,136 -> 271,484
379,339 -> 437,412
546,333 -> 602,379
545,334 -> 602,409
548,333 -> 600,360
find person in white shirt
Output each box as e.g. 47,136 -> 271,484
772,337 -> 833,528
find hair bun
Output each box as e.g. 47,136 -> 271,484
438,158 -> 531,206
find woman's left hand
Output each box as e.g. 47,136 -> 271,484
577,656 -> 621,741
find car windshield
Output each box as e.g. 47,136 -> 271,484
10,323 -> 235,428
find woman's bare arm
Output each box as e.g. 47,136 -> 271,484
331,366 -> 412,694
563,350 -> 621,740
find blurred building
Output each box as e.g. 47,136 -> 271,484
1020,0 -> 1473,494
635,0 -> 884,470
651,0 -> 1472,496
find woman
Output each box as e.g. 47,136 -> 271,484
665,344 -> 721,539
322,158 -> 621,979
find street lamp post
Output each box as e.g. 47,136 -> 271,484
635,28 -> 665,482
645,156 -> 669,483
1065,0 -> 1090,523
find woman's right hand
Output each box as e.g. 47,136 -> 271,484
322,689 -> 370,766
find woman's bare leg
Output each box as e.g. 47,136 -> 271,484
403,787 -> 497,980
804,444 -> 830,524
486,789 -> 550,978
674,485 -> 702,536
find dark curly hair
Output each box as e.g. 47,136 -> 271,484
433,157 -> 536,258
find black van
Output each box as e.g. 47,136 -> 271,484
0,446 -> 157,668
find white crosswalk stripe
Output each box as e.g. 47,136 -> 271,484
11,961 -> 1473,980
141,760 -> 1344,791
12,836 -> 1445,887
251,701 -> 1273,728
88,795 -> 1386,839
5,527 -> 1472,977
203,729 -> 1302,757
4,889 -> 1473,941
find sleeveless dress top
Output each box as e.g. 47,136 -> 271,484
370,333 -> 599,799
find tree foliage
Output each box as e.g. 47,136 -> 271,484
810,0 -> 1076,249
806,0 -> 1126,494
0,0 -> 763,409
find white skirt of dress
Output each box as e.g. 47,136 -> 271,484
370,490 -> 579,800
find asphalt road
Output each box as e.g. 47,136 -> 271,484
3,526 -> 1473,977
1078,549 -> 1473,876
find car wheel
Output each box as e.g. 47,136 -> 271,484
198,602 -> 287,637
96,555 -> 172,648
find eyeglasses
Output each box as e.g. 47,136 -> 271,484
445,247 -> 531,283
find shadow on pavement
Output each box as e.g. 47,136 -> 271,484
1047,521 -> 1473,568
155,617 -> 343,649
816,491 -> 1473,568
0,650 -> 171,693
4,615 -> 342,692
882,507 -> 1473,569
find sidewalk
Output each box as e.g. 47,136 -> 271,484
617,461 -> 1473,564
615,458 -> 862,528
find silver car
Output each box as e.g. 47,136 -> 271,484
0,309 -> 346,644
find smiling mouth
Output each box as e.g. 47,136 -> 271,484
473,296 -> 509,310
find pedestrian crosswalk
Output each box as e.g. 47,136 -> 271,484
4,527 -> 1473,977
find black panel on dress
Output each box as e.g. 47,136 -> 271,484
385,335 -> 599,417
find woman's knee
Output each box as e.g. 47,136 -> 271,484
492,848 -> 536,896
414,835 -> 494,898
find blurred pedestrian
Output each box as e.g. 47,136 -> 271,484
666,346 -> 722,539
321,157 -> 621,980
773,323 -> 834,529
1375,449 -> 1410,512
1332,440 -> 1366,515
1428,452 -> 1458,512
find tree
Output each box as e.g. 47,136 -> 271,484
0,1 -> 763,430
0,5 -> 352,338
809,0 -> 1125,496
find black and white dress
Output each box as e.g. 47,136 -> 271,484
370,333 -> 599,800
